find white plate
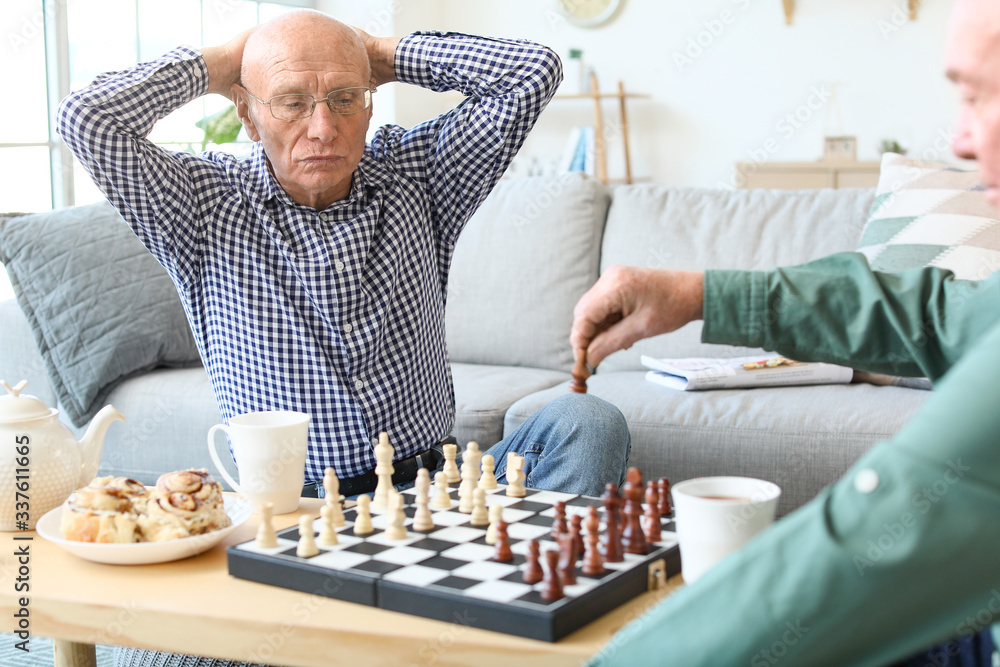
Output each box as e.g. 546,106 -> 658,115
35,496 -> 252,565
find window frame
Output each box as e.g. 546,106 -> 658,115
30,0 -> 314,211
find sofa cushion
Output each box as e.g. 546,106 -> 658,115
597,187 -> 875,372
857,152 -> 1000,280
446,174 -> 610,372
503,371 -> 930,515
0,202 -> 201,427
451,362 -> 570,448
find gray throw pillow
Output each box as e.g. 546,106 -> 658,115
0,202 -> 201,426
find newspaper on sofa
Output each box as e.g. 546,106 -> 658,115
641,355 -> 854,391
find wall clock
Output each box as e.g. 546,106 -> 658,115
557,0 -> 623,28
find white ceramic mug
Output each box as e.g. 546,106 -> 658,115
672,476 -> 781,584
207,411 -> 309,515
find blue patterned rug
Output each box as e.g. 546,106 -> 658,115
0,634 -> 115,666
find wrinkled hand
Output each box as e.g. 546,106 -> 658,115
570,266 -> 705,368
352,26 -> 401,88
202,27 -> 254,97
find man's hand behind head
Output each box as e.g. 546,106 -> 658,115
570,266 -> 704,368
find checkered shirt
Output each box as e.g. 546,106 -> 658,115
57,32 -> 562,481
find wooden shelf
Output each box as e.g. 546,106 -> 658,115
553,74 -> 648,185
782,1 -> 918,24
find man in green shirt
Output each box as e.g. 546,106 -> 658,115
572,0 -> 1000,664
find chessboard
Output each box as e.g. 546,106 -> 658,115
228,475 -> 680,641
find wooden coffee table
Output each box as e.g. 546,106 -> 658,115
0,497 -> 682,667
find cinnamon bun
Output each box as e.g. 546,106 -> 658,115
138,469 -> 231,542
60,485 -> 141,543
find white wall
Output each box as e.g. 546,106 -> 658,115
318,0 -> 963,187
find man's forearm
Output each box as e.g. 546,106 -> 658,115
590,317 -> 1000,666
702,251 -> 1000,382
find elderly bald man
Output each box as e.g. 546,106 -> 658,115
59,11 -> 631,667
573,0 -> 1000,665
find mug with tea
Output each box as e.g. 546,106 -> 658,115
671,476 -> 781,583
207,410 -> 310,514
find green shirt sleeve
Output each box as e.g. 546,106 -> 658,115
588,315 -> 1000,666
702,251 -> 1000,381
587,252 -> 1000,665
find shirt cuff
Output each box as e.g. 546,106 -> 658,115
701,268 -> 768,349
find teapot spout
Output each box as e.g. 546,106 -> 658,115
78,405 -> 125,486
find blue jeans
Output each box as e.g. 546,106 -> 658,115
114,393 -> 631,667
483,393 -> 631,496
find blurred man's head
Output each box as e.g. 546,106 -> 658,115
233,10 -> 373,210
947,0 -> 1000,206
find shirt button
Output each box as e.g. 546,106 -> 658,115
354,379 -> 364,391
344,323 -> 354,333
335,260 -> 346,271
854,469 -> 880,494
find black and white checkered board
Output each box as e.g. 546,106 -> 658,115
228,484 -> 680,641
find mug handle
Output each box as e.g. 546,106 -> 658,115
207,424 -> 242,494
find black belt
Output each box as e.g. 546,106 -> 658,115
302,436 -> 454,498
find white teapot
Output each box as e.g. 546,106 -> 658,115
0,380 -> 124,530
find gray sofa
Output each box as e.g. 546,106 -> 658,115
0,174 -> 930,515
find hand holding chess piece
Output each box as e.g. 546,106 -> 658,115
569,347 -> 591,394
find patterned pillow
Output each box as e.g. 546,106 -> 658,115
857,152 -> 1000,280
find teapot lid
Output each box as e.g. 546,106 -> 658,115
0,380 -> 56,423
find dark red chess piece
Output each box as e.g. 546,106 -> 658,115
551,500 -> 568,541
570,513 -> 584,556
621,467 -> 648,555
494,520 -> 513,562
658,478 -> 672,515
557,532 -> 578,586
582,505 -> 606,576
541,549 -> 564,601
644,480 -> 662,544
600,483 -> 624,563
522,538 -> 543,584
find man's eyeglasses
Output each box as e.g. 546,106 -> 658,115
243,87 -> 374,120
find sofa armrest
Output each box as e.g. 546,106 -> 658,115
0,299 -> 56,406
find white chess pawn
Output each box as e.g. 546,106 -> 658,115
319,505 -> 339,546
479,454 -> 497,490
470,488 -> 489,526
353,495 -> 374,535
324,467 -> 345,527
458,455 -> 477,513
443,443 -> 461,483
412,469 -> 435,531
485,504 -> 504,545
505,454 -> 527,498
296,515 -> 319,558
372,432 -> 395,511
432,471 -> 452,509
386,490 -> 408,540
255,501 -> 278,549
